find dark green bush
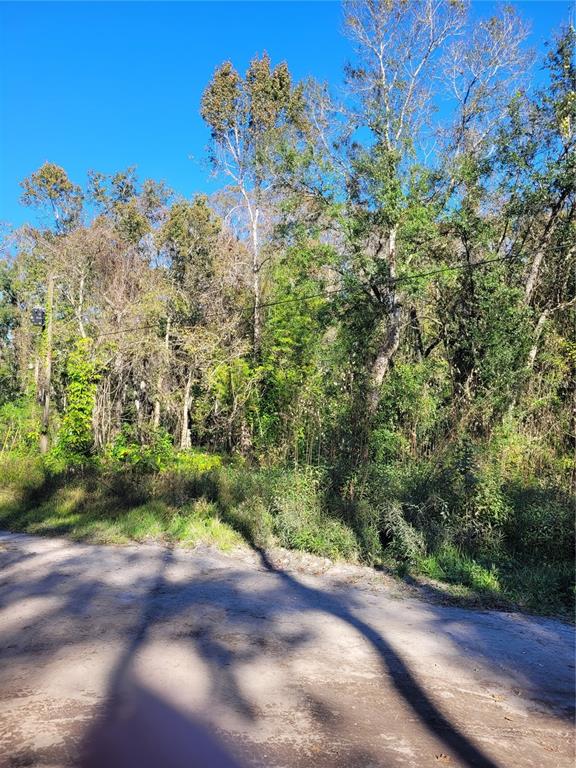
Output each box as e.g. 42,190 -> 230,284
504,485 -> 575,562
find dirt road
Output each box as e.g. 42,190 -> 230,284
0,531 -> 573,768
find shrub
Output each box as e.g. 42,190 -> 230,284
213,466 -> 265,510
380,500 -> 425,564
167,498 -> 242,550
98,466 -> 151,507
0,399 -> 42,454
349,498 -> 383,564
504,485 -> 575,562
455,471 -> 510,556
500,560 -> 574,613
173,449 -> 223,473
105,425 -> 174,473
270,467 -> 357,560
113,501 -> 169,541
53,338 -> 99,466
222,496 -> 274,548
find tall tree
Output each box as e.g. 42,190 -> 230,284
201,53 -> 304,352
20,162 -> 83,234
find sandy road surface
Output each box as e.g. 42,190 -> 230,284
0,531 -> 574,768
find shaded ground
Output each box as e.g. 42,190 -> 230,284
0,532 -> 574,768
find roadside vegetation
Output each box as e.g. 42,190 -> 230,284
0,3 -> 574,618
1,444 -> 573,616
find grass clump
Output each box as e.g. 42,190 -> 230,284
418,545 -> 500,593
0,457 -> 243,551
412,545 -> 574,616
166,498 -> 242,550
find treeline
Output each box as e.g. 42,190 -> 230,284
0,2 -> 574,609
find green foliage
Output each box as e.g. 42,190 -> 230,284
222,495 -> 274,548
88,167 -> 138,209
87,167 -> 170,239
0,399 -> 42,453
167,499 -> 243,550
504,485 -> 575,562
0,262 -> 19,404
202,53 -> 302,159
350,145 -> 403,227
113,199 -> 151,243
0,445 -> 572,614
52,338 -> 99,466
497,560 -> 574,614
173,449 -> 223,473
105,425 -> 174,473
441,269 -> 532,409
0,452 -> 45,490
269,467 -> 358,560
201,52 -> 307,193
1,19 -> 574,618
158,195 -> 220,299
201,61 -> 243,141
379,501 -> 426,564
257,243 -> 330,455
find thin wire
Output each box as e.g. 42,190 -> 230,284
258,285 -> 343,309
257,254 -> 511,310
89,254 -> 511,337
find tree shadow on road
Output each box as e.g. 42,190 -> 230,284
80,541 -> 505,768
1,535 -> 573,767
252,546 -> 502,768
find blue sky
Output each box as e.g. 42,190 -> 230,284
0,1 -> 572,229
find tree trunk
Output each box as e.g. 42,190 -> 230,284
179,368 -> 193,450
524,242 -> 548,305
77,274 -> 86,338
238,185 -> 263,355
39,273 -> 54,455
366,227 -> 402,420
152,397 -> 161,430
250,205 -> 261,354
513,295 -> 576,413
571,384 -> 576,495
366,302 -> 402,417
523,197 -> 567,304
526,309 -> 549,372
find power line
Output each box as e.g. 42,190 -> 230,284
86,254 -> 512,337
257,254 -> 511,310
393,254 -> 510,286
258,285 -> 343,309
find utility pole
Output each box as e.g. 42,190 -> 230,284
39,272 -> 54,454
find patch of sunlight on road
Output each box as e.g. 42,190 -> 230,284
0,594 -> 65,634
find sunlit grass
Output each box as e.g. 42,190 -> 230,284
0,474 -> 245,552
418,545 -> 500,593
